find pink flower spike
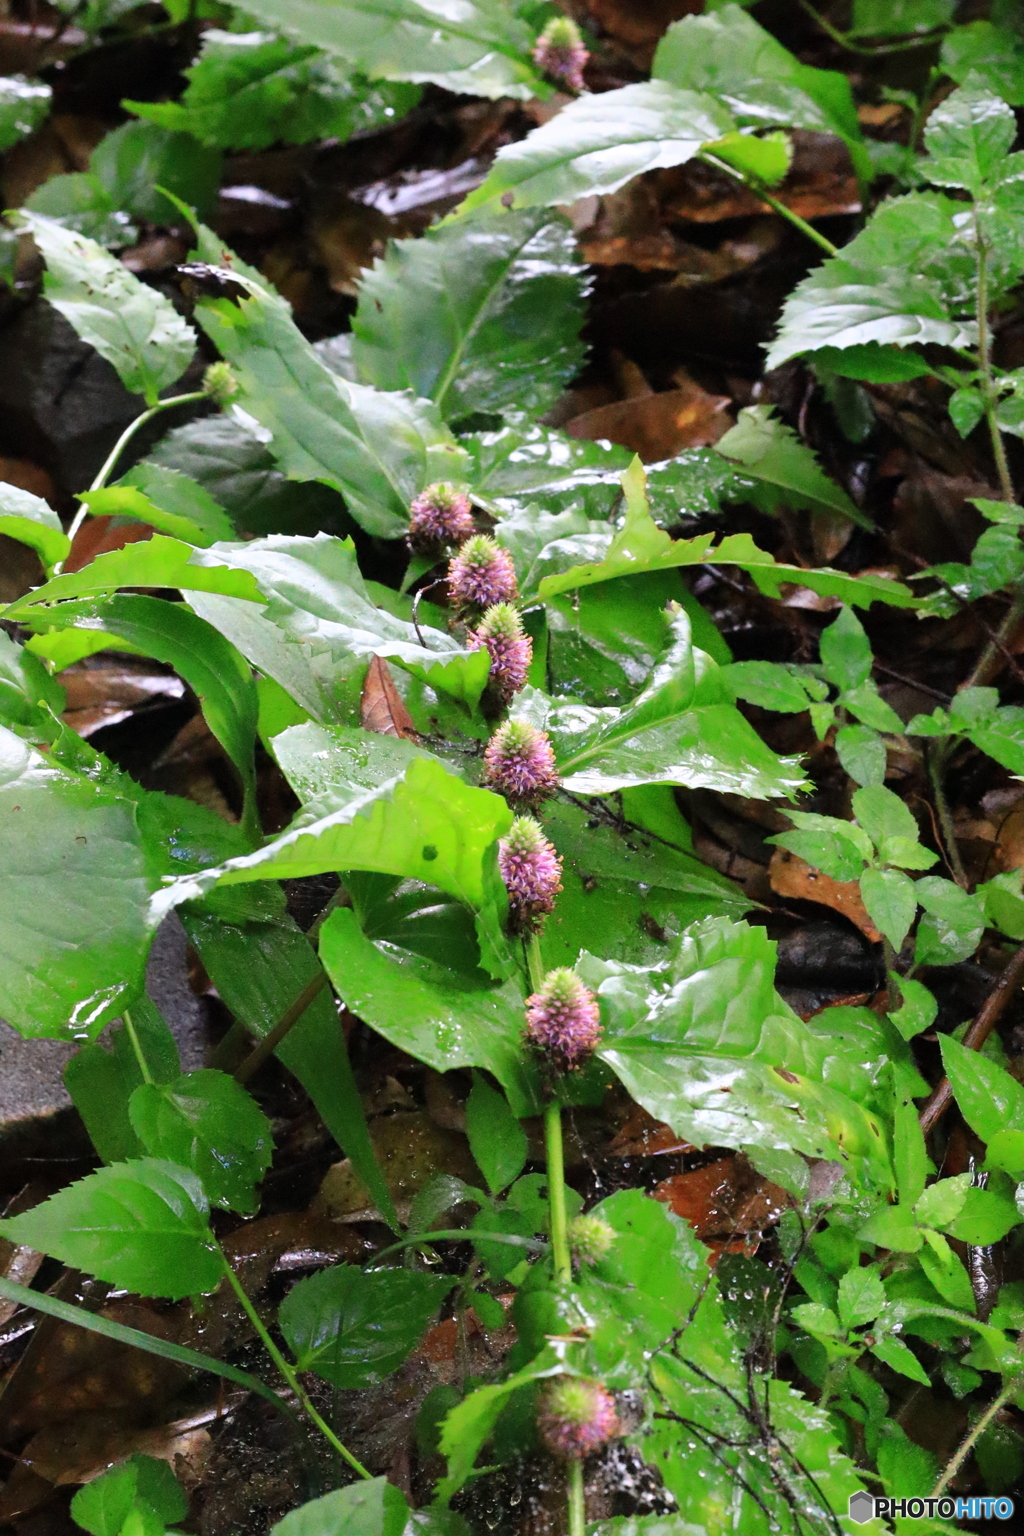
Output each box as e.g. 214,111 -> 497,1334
538,1378 -> 618,1461
469,603 -> 532,706
525,967 -> 601,1073
448,535 -> 518,617
484,719 -> 558,808
532,17 -> 589,94
407,482 -> 475,555
499,816 -> 563,935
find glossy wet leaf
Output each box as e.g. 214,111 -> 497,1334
193,267 -> 468,538
237,0 -> 542,102
352,208 -> 587,420
0,1159 -> 220,1299
271,1478 -> 412,1536
127,30 -> 418,150
129,1070 -> 273,1213
15,213 -> 195,404
71,1454 -> 186,1536
0,482 -> 69,570
0,725 -> 151,1039
913,877 -> 986,966
940,1035 -> 1024,1146
280,1263 -> 454,1386
716,405 -> 869,527
466,1073 -> 528,1195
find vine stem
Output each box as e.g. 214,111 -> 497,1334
58,389 -> 206,569
219,1255 -> 371,1479
932,1359 -> 1024,1498
698,153 -> 839,257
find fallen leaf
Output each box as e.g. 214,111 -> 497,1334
312,1110 -> 480,1221
60,660 -> 186,738
361,654 -> 420,740
660,132 -> 860,224
608,1105 -> 693,1157
21,1406 -> 217,1486
654,1154 -> 789,1242
769,847 -> 881,942
566,372 -> 732,460
63,513 -> 154,575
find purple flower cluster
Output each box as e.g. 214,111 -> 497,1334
537,1378 -> 619,1461
499,816 -> 563,935
470,603 -> 532,705
532,16 -> 589,94
483,719 -> 558,808
448,535 -> 518,618
525,967 -> 601,1072
407,482 -> 475,555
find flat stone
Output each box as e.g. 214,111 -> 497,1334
0,915 -> 213,1156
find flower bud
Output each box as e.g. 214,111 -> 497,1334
469,603 -> 532,705
568,1213 -> 615,1267
448,535 -> 518,618
532,16 -> 589,94
483,720 -> 558,809
499,816 -> 563,935
202,361 -> 239,405
525,967 -> 601,1073
537,1377 -> 618,1460
407,482 -> 476,556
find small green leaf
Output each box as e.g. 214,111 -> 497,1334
716,405 -> 869,528
835,724 -> 886,786
913,877 -> 986,967
859,867 -> 917,950
279,1263 -> 453,1387
893,1095 -> 930,1208
0,482 -> 69,571
0,1159 -> 220,1299
465,1073 -> 528,1195
71,1454 -> 186,1536
15,213 -> 195,405
791,1301 -> 841,1336
949,385 -> 987,438
858,1205 -> 922,1251
852,783 -> 919,846
870,1335 -> 931,1385
89,119 -> 221,226
129,1069 -> 273,1213
887,977 -> 937,1041
819,606 -> 872,692
914,1174 -> 970,1229
919,1232 -> 976,1311
946,1186 -> 1022,1245
837,1267 -> 885,1330
707,129 -> 792,187
65,1004 -> 180,1165
0,75 -> 51,152
85,462 -> 236,546
939,1034 -> 1024,1144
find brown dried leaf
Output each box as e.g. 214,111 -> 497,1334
566,373 -> 732,460
608,1105 -> 693,1157
21,1407 -> 216,1487
63,514 -> 154,575
653,1154 -> 788,1241
60,660 -> 186,739
361,654 -> 419,739
769,847 -> 881,941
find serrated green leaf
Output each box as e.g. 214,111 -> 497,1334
129,1069 -> 273,1213
716,405 -> 869,528
127,31 -> 418,150
0,75 -> 51,151
837,1267 -> 885,1330
458,81 -> 734,214
236,0 -> 543,101
942,21 -> 1024,107
83,462 -> 236,546
0,1159 -> 220,1299
870,1335 -> 931,1385
71,1454 -> 187,1536
913,876 -> 986,966
280,1263 -> 453,1386
15,213 -> 195,404
352,208 -> 587,420
923,82 -> 1017,194
914,1173 -> 970,1229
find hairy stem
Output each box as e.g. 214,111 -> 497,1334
698,153 -> 839,257
567,1457 -> 586,1536
927,741 -> 968,889
220,1255 -> 371,1478
932,1360 -> 1024,1497
59,390 -> 206,566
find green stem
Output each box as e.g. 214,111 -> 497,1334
545,1101 -> 571,1287
932,1363 -> 1024,1497
59,390 -> 206,565
973,214 -> 1015,505
698,153 -> 839,257
798,0 -> 948,54
220,1255 -> 371,1479
122,1009 -> 154,1085
526,933 -> 546,993
567,1457 -> 586,1536
927,741 -> 968,889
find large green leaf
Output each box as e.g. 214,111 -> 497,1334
715,404 -> 870,528
193,271 -> 468,538
3,532 -> 265,616
352,208 -> 587,420
15,213 -> 195,404
320,907 -> 540,1116
581,917 -> 892,1185
279,1263 -> 453,1386
653,2 -> 870,182
766,193 -> 977,369
126,30 -> 418,150
21,595 -> 259,833
235,0 -> 542,101
939,1035 -> 1024,1147
83,462 -> 237,546
0,482 -> 69,571
0,1159 -> 221,1300
535,460 -> 917,610
0,725 -> 152,1039
0,76 -> 51,152
458,81 -> 734,214
129,1070 -> 273,1214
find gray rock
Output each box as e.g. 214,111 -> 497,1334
0,914 -> 213,1155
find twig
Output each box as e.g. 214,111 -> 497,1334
233,970 -> 329,1086
919,939 -> 1024,1133
932,1355 -> 1024,1497
926,739 -> 967,889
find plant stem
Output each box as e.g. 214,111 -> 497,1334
798,0 -> 949,54
698,153 -> 839,257
219,1254 -> 371,1479
544,1102 -> 571,1287
59,389 -> 206,564
973,217 -> 1015,506
526,933 -> 547,993
926,741 -> 968,889
122,1009 -> 154,1085
234,970 -> 329,1086
567,1457 -> 586,1536
932,1360 -> 1024,1497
